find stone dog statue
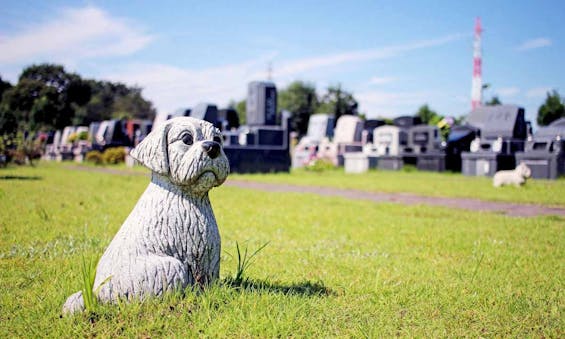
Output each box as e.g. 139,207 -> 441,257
63,117 -> 230,314
492,162 -> 531,187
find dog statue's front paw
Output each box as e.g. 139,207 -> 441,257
62,291 -> 85,315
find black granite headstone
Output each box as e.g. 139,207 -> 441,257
246,81 -> 277,126
190,103 -> 218,125
218,108 -> 240,130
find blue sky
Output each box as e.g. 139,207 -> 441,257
1,1 -> 563,125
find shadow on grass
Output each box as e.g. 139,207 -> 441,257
0,175 -> 42,181
222,277 -> 334,297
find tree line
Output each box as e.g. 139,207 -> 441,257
0,64 -> 156,135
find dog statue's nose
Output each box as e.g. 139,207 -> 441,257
201,141 -> 221,159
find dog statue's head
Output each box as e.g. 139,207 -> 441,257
516,162 -> 532,179
130,117 -> 230,194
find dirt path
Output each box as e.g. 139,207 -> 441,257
68,165 -> 565,217
225,180 -> 565,218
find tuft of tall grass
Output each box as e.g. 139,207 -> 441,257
80,256 -> 111,314
80,256 -> 98,313
227,241 -> 269,283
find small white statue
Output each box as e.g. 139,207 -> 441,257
63,117 -> 230,314
492,162 -> 531,187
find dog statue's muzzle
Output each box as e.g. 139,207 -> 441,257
201,141 -> 221,159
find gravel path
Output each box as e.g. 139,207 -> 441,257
68,165 -> 565,218
225,180 -> 565,218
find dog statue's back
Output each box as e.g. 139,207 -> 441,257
63,117 -> 230,314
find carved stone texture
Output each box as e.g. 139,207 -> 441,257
493,162 -> 531,187
63,117 -> 230,314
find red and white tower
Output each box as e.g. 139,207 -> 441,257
471,17 -> 482,110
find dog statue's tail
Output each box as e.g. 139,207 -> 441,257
62,291 -> 85,315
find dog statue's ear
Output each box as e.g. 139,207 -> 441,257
130,122 -> 171,175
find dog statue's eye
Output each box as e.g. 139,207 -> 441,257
182,134 -> 193,145
213,136 -> 223,144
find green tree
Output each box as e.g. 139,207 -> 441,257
2,64 -> 92,131
111,86 -> 156,120
0,77 -> 12,99
316,84 -> 357,125
0,100 -> 17,135
278,81 -> 319,136
74,80 -> 155,125
30,84 -> 67,130
0,77 -> 14,134
537,90 -> 565,126
0,79 -> 48,131
485,96 -> 502,106
235,99 -> 246,125
20,64 -> 91,106
2,64 -> 156,131
415,104 -> 440,124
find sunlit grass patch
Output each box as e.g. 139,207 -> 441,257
0,162 -> 562,337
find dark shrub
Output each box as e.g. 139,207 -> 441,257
85,150 -> 104,165
102,147 -> 126,164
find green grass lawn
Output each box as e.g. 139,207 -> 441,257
0,163 -> 563,337
232,167 -> 565,207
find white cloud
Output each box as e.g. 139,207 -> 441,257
274,33 -> 466,79
355,90 -> 436,117
104,33 -> 465,116
496,87 -> 520,97
526,87 -> 552,98
516,38 -> 552,51
103,53 -> 277,115
0,6 -> 153,65
368,76 -> 396,86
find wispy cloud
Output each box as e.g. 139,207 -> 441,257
103,53 -> 276,114
526,87 -> 552,98
105,33 -> 465,115
355,90 -> 437,117
516,38 -> 552,51
368,76 -> 396,86
496,87 -> 520,97
274,34 -> 466,78
0,6 -> 153,65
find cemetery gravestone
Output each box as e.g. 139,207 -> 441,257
222,82 -> 291,173
43,130 -> 61,161
362,119 -> 386,145
318,115 -> 363,166
217,108 -> 240,131
462,105 -> 528,176
57,126 -> 76,161
246,81 -> 277,126
72,126 -> 90,162
408,125 -> 446,172
372,125 -> 406,170
515,118 -> 565,179
344,152 -> 378,173
190,103 -> 219,128
444,125 -> 478,172
292,113 -> 335,168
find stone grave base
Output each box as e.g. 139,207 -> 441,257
377,155 -> 403,171
416,153 -> 446,172
461,152 -> 516,177
344,153 -> 378,174
56,152 -> 74,162
515,151 -> 564,179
